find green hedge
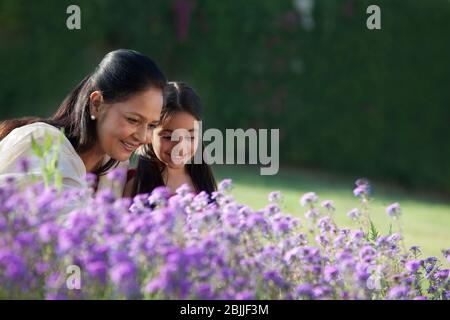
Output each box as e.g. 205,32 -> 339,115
0,0 -> 449,194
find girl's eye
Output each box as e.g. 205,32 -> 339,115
162,136 -> 172,141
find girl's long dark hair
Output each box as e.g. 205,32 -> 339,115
132,82 -> 217,196
0,49 -> 166,176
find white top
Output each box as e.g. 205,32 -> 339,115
0,122 -> 128,197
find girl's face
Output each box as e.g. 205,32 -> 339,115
91,87 -> 163,161
151,111 -> 199,169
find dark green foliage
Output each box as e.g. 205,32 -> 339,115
1,0 -> 449,194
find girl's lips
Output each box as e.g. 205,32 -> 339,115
166,153 -> 187,163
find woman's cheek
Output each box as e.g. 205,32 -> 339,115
120,121 -> 138,139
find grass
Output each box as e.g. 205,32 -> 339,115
214,164 -> 450,264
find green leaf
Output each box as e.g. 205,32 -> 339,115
54,171 -> 63,191
43,132 -> 53,153
30,134 -> 44,158
369,220 -> 380,242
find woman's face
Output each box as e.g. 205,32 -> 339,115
91,87 -> 163,161
151,111 -> 199,169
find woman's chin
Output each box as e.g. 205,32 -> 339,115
111,150 -> 132,162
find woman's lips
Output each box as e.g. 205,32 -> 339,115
121,140 -> 139,152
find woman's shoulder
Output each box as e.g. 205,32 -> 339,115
8,121 -> 61,137
1,122 -> 62,148
1,122 -> 76,155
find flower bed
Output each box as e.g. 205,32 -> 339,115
0,172 -> 448,299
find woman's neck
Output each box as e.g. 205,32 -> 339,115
79,146 -> 105,173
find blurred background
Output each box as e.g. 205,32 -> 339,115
0,0 -> 449,257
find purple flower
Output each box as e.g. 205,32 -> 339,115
300,192 -> 318,207
110,261 -> 139,297
218,179 -> 233,192
85,173 -> 97,188
353,178 -> 371,197
86,261 -> 108,284
268,191 -> 283,203
235,291 -> 255,300
296,283 -> 314,299
405,260 -> 422,273
320,200 -> 335,212
305,208 -> 320,220
359,245 -> 376,260
194,283 -> 213,299
176,183 -> 192,196
273,218 -> 290,234
265,203 -> 281,216
324,266 -> 339,282
45,272 -> 62,290
17,157 -> 30,173
353,185 -> 370,198
0,250 -> 26,280
434,269 -> 449,281
263,270 -> 285,288
387,285 -> 410,300
347,208 -> 361,220
386,202 -> 401,218
106,168 -> 127,184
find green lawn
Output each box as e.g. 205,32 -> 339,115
214,165 -> 450,264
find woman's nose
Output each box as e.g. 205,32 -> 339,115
136,125 -> 149,144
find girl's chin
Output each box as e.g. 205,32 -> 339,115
165,159 -> 186,169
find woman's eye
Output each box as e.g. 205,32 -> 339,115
148,124 -> 156,130
127,118 -> 138,124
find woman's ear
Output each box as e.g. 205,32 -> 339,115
89,91 -> 104,119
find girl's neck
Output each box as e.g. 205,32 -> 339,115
162,166 -> 194,193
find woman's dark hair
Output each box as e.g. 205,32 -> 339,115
132,82 -> 217,196
0,49 -> 167,176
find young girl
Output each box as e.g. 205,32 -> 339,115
124,82 -> 217,197
0,49 -> 166,196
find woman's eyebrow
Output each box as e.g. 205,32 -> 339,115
161,128 -> 196,133
127,111 -> 159,124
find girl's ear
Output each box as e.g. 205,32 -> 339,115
89,91 -> 104,118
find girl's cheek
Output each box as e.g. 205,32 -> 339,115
191,140 -> 197,155
157,139 -> 170,156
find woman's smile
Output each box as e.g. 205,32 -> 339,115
120,140 -> 140,153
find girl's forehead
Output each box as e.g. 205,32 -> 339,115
159,111 -> 198,130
